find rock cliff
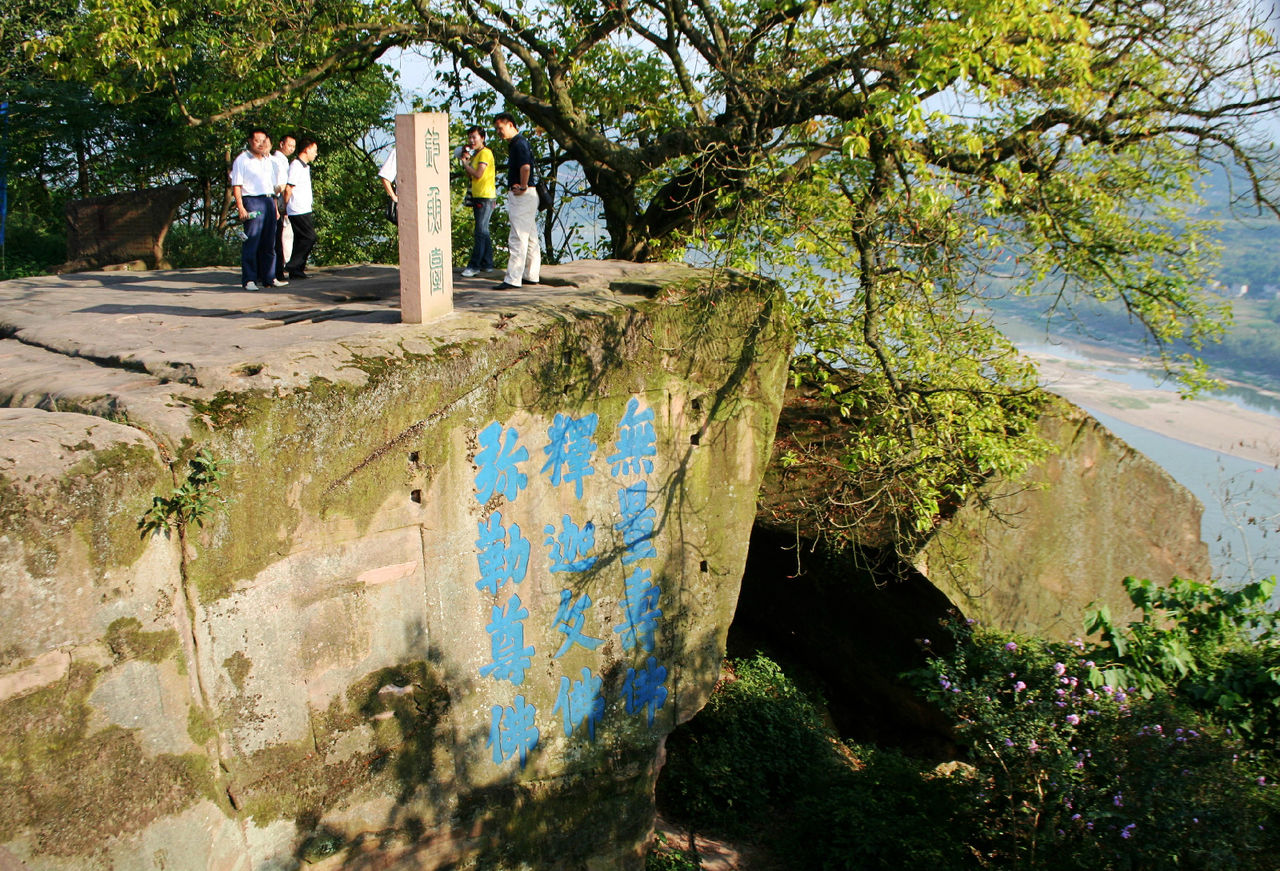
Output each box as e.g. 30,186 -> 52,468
0,263 -> 790,870
737,390 -> 1210,749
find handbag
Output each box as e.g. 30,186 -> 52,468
463,192 -> 475,208
384,198 -> 398,225
535,180 -> 553,211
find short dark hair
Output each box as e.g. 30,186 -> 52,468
466,125 -> 486,140
494,112 -> 517,127
278,132 -> 297,144
298,138 -> 317,153
248,127 -> 269,141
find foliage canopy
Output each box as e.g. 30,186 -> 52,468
17,0 -> 1280,539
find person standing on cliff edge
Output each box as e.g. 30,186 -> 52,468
493,113 -> 540,290
283,138 -> 319,280
230,128 -> 281,291
270,132 -> 297,285
459,125 -> 496,277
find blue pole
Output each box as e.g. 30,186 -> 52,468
1,100 -> 8,257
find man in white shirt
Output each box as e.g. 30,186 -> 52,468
282,139 -> 320,280
378,150 -> 397,202
271,132 -> 297,285
230,128 -> 283,290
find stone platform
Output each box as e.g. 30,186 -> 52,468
0,262 -> 696,445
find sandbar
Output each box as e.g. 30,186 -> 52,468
1028,349 -> 1280,467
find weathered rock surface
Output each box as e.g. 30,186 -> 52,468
0,264 -> 790,870
915,400 -> 1212,638
60,185 -> 191,273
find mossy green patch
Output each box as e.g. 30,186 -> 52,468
0,661 -> 211,856
223,651 -> 252,692
187,704 -> 217,746
185,388 -> 275,431
105,616 -> 180,664
0,440 -> 161,580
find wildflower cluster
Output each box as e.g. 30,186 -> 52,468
920,624 -> 1280,869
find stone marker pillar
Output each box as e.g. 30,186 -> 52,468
395,112 -> 453,323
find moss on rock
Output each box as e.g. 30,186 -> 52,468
0,440 -> 160,581
0,661 -> 212,856
104,617 -> 179,665
222,661 -> 450,833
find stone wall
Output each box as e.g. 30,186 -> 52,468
0,264 -> 790,870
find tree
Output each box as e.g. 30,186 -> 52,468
24,0 -> 1280,542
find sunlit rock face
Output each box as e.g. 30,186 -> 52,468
0,262 -> 790,870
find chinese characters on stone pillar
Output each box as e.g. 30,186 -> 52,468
394,113 -> 453,323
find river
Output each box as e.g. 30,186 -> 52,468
995,318 -> 1280,593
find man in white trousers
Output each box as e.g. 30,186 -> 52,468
493,113 -> 540,289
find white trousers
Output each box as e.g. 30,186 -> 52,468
503,188 -> 541,285
280,216 -> 294,264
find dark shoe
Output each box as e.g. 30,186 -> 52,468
494,282 -> 521,290
523,280 -> 542,286
289,271 -> 309,280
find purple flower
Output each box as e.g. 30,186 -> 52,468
1054,662 -> 1066,676
1113,793 -> 1123,807
1121,823 -> 1136,839
1066,714 -> 1081,725
1014,680 -> 1027,692
1028,740 -> 1039,752
1005,641 -> 1018,651
1259,776 -> 1267,786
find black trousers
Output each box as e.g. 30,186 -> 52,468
285,212 -> 316,275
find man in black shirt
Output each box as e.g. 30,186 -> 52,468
493,113 -> 541,289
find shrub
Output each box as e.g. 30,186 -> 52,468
165,223 -> 237,268
657,654 -> 975,869
656,654 -> 834,837
783,743 -> 974,870
918,622 -> 1280,869
1,218 -> 64,279
1087,576 -> 1280,754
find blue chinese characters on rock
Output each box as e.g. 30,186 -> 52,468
474,399 -> 668,769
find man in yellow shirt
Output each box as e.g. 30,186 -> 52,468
458,126 -> 497,277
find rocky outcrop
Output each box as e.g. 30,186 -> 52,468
915,400 -> 1211,638
737,391 -> 1210,749
59,185 -> 190,273
0,263 -> 790,870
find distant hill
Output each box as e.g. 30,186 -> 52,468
981,162 -> 1280,389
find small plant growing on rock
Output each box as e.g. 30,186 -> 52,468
139,448 -> 226,536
